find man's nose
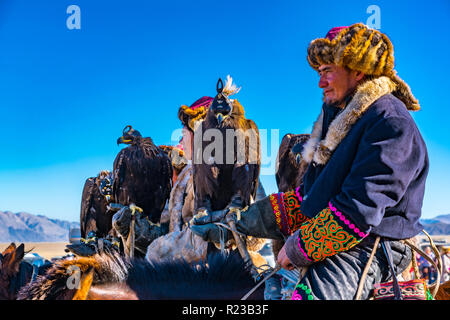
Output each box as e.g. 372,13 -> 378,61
319,76 -> 327,88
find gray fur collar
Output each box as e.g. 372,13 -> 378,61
168,164 -> 192,232
302,76 -> 397,165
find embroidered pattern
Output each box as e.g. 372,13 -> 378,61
283,187 -> 309,232
297,204 -> 368,262
297,236 -> 312,262
269,193 -> 290,236
291,283 -> 314,300
328,202 -> 368,238
269,187 -> 309,236
374,279 -> 428,300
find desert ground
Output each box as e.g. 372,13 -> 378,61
416,235 -> 450,249
0,242 -> 69,260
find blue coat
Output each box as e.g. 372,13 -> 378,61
300,93 -> 428,240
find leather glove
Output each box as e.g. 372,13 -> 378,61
191,196 -> 285,243
191,208 -> 229,225
190,208 -> 232,243
189,223 -> 232,243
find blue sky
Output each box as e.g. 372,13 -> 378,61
0,0 -> 449,222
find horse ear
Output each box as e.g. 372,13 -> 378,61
2,243 -> 23,276
15,244 -> 25,262
2,243 -> 16,256
72,267 -> 94,300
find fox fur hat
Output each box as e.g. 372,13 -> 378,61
307,23 -> 420,111
178,96 -> 214,132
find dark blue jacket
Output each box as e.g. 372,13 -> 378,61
300,93 -> 428,240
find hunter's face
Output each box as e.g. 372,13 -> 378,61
318,64 -> 360,105
181,126 -> 193,160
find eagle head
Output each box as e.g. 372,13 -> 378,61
117,125 -> 142,146
211,78 -> 233,126
291,142 -> 305,165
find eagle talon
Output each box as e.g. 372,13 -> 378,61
190,208 -> 210,226
227,207 -> 241,221
82,231 -> 98,244
145,216 -> 160,227
129,204 -> 144,216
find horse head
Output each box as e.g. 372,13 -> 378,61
0,243 -> 31,300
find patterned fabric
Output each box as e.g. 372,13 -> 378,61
373,279 -> 428,300
269,187 -> 309,237
287,237 -> 412,300
296,202 -> 369,263
291,283 -> 314,300
269,193 -> 291,236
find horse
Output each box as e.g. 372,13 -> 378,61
434,279 -> 450,300
0,243 -> 52,300
0,243 -> 30,300
17,250 -> 265,300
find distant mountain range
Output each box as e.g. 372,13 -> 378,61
420,214 -> 450,235
0,210 -> 79,242
0,210 -> 448,243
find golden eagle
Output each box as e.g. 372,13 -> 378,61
113,125 -> 172,224
80,170 -> 114,239
272,133 -> 310,259
275,133 -> 310,192
193,77 -> 261,214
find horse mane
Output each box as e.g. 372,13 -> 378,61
17,250 -> 263,300
17,252 -> 130,300
127,250 -> 260,299
10,262 -> 33,297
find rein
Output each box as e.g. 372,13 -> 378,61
213,218 -> 296,300
241,264 -> 281,300
355,230 -> 442,300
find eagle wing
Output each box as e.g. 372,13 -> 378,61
80,177 -> 97,238
112,144 -> 173,223
275,133 -> 310,192
243,118 -> 261,203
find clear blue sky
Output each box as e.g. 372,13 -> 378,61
0,0 -> 449,222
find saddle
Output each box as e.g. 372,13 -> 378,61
356,230 -> 442,300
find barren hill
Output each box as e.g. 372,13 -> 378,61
0,210 -> 79,242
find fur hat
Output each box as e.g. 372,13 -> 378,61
178,96 -> 213,131
307,23 -> 420,111
159,144 -> 188,172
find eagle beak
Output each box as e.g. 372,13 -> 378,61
216,113 -> 224,125
296,154 -> 302,165
117,136 -> 132,146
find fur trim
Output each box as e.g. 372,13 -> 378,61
389,72 -> 420,111
168,164 -> 193,232
307,23 -> 420,111
302,76 -> 397,165
302,111 -> 324,164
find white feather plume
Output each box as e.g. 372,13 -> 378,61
223,75 -> 241,96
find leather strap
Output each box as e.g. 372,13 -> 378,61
381,239 -> 403,300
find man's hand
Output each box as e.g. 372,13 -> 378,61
277,244 -> 295,271
190,208 -> 233,243
190,223 -> 227,243
192,208 -> 229,225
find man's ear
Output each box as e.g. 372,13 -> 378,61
355,71 -> 365,82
